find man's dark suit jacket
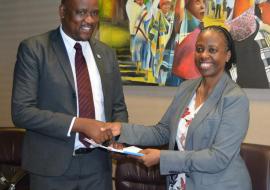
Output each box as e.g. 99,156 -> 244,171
11,28 -> 128,176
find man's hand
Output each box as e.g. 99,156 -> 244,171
72,118 -> 113,144
133,149 -> 161,167
101,122 -> 122,136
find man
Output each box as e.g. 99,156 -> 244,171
11,0 -> 128,189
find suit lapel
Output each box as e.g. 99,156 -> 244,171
169,79 -> 201,149
51,28 -> 75,92
89,39 -> 106,88
185,73 -> 229,149
89,39 -> 109,117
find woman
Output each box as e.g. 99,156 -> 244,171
108,26 -> 252,190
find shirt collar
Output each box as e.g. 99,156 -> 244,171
60,25 -> 89,53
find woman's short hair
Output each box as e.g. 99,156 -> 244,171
200,25 -> 237,72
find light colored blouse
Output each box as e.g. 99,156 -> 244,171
169,93 -> 203,190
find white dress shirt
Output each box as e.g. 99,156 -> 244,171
60,26 -> 105,150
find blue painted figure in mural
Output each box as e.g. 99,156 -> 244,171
148,0 -> 175,85
126,0 -> 152,75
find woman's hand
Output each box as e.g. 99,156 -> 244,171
135,148 -> 161,167
101,122 -> 122,136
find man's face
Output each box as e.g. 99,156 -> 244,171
59,0 -> 99,41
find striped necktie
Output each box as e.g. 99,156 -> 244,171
74,42 -> 95,146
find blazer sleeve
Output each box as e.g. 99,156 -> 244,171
117,85 -> 186,146
118,113 -> 171,146
11,40 -> 73,140
117,79 -> 195,146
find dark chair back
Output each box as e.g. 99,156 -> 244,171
240,143 -> 270,190
115,157 -> 166,190
115,143 -> 270,190
0,127 -> 29,190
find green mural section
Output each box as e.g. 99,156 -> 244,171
100,22 -> 130,49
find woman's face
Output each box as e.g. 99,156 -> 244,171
186,0 -> 205,20
195,30 -> 231,79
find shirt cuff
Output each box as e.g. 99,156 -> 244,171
67,117 -> 76,137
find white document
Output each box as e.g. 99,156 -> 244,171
84,138 -> 144,157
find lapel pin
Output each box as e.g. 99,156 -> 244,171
97,54 -> 101,59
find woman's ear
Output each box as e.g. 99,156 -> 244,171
226,50 -> 232,63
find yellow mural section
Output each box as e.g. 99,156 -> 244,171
99,0 -> 114,19
99,22 -> 130,49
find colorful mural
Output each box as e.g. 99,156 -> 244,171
99,0 -> 270,88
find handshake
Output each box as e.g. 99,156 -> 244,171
72,118 -> 161,167
72,118 -> 122,144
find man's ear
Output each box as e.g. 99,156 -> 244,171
59,4 -> 65,19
